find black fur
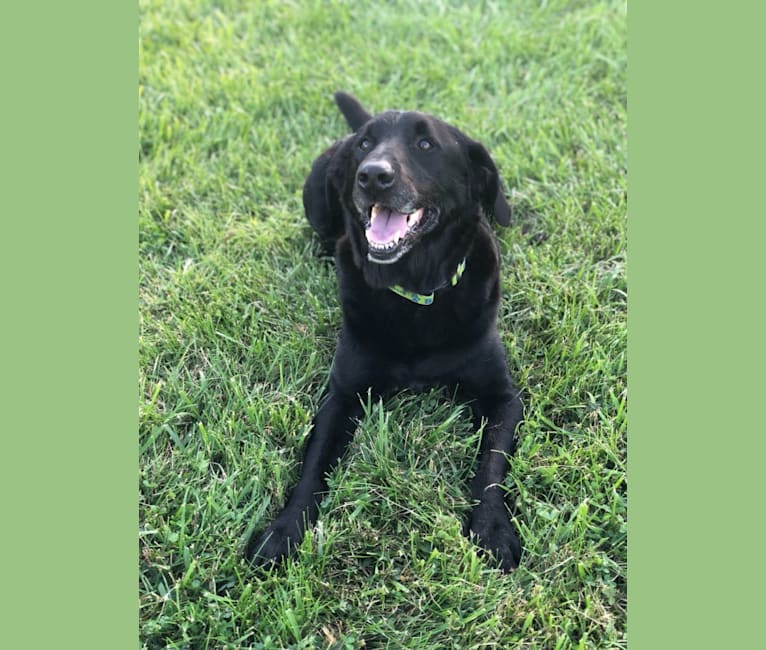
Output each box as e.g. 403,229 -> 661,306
248,93 -> 523,572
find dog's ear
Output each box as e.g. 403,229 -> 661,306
334,92 -> 372,132
467,140 -> 512,227
303,136 -> 354,248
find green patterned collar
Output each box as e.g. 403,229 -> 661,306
388,258 -> 467,306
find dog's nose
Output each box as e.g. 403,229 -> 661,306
357,160 -> 395,191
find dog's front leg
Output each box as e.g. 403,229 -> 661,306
467,391 -> 523,572
462,344 -> 524,572
245,387 -> 361,569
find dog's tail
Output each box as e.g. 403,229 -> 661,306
334,92 -> 372,131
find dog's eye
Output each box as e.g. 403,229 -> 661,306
359,138 -> 372,151
417,137 -> 434,151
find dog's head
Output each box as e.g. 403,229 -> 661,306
304,92 -> 511,271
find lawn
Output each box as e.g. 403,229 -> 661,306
139,0 -> 627,647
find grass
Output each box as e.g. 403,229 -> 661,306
139,0 -> 626,647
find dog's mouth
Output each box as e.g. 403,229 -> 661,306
364,204 -> 436,264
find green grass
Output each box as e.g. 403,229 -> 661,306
139,0 -> 626,647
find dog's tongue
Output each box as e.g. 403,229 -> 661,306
367,207 -> 408,244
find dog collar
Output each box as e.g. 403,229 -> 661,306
388,258 -> 466,305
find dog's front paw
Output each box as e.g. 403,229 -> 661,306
245,513 -> 305,570
466,501 -> 522,572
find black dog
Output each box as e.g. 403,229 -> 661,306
246,92 -> 523,572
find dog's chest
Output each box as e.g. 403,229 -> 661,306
347,288 -> 465,355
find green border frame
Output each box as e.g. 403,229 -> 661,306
630,2 -> 765,647
3,3 -> 136,647
4,1 -> 766,647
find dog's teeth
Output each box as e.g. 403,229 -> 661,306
370,240 -> 398,251
407,209 -> 423,227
